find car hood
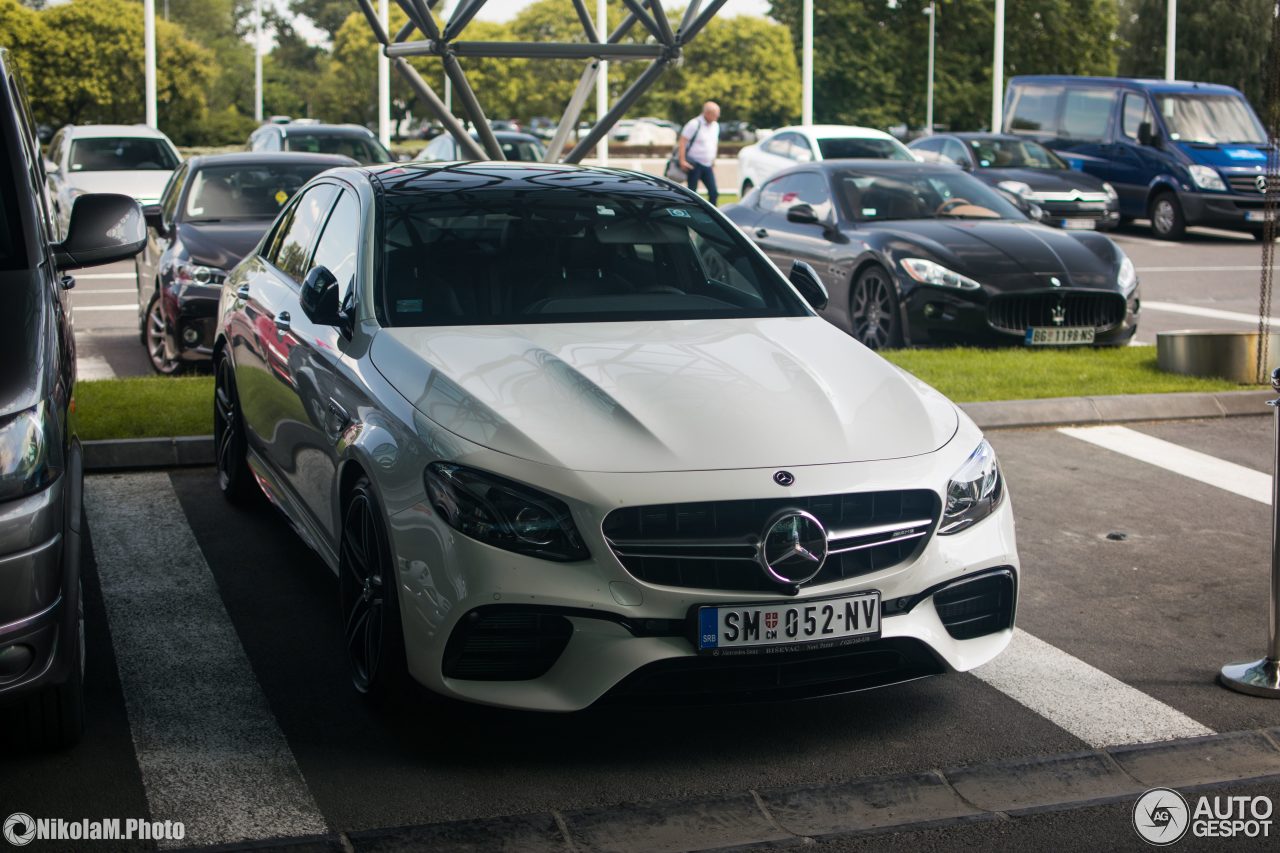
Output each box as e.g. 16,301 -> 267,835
1173,141 -> 1269,169
863,220 -> 1118,287
978,167 -> 1107,193
65,170 -> 172,203
370,317 -> 959,473
175,220 -> 271,271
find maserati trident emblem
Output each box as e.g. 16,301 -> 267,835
759,509 -> 828,585
1258,174 -> 1269,194
773,470 -> 795,487
1051,300 -> 1067,326
1049,276 -> 1062,287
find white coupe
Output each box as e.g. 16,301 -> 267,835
737,125 -> 917,198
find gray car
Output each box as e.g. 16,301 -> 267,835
0,51 -> 146,750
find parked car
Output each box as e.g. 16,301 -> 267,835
610,118 -> 678,147
723,161 -> 1139,349
44,123 -> 180,238
415,130 -> 547,162
909,133 -> 1120,231
135,152 -> 355,375
0,48 -> 146,750
248,122 -> 392,165
212,160 -> 1019,709
737,125 -> 916,197
1004,75 -> 1271,240
721,120 -> 758,143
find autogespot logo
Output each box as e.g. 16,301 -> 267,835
3,813 -> 36,847
1133,788 -> 1191,846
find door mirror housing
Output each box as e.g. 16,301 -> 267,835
142,203 -> 166,236
1137,121 -> 1156,147
300,265 -> 349,333
789,260 -> 828,310
43,159 -> 59,175
52,193 -> 146,270
786,203 -> 820,225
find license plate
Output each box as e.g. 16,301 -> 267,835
1025,326 -> 1096,346
1246,211 -> 1275,223
696,592 -> 881,654
1060,219 -> 1096,230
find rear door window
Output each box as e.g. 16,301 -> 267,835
1060,88 -> 1115,141
1008,85 -> 1061,133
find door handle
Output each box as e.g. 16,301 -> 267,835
755,228 -> 769,238
327,398 -> 349,427
236,283 -> 250,301
274,311 -> 291,332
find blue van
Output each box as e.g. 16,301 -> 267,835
1003,76 -> 1270,240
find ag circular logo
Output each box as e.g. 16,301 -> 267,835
773,470 -> 795,487
1133,787 -> 1190,846
758,509 -> 828,585
4,813 -> 36,847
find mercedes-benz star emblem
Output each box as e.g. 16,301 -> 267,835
773,470 -> 795,487
759,509 -> 828,585
1257,174 -> 1268,194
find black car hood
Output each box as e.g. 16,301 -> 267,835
869,220 -> 1117,288
176,220 -> 272,271
976,167 -> 1108,193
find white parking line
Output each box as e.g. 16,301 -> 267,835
1112,234 -> 1180,249
74,304 -> 136,312
76,355 -> 115,381
1141,300 -> 1280,327
77,288 -> 136,295
1139,265 -> 1263,273
85,473 -> 328,848
1059,425 -> 1271,505
75,272 -> 135,280
974,629 -> 1213,748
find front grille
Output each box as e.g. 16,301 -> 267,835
442,607 -> 573,681
933,571 -> 1016,640
603,491 -> 940,593
602,637 -> 944,704
987,291 -> 1126,334
1228,175 -> 1265,194
1035,202 -> 1108,221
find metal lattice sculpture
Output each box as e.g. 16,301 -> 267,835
353,0 -> 728,163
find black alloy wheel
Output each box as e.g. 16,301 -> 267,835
213,357 -> 255,503
850,266 -> 903,350
1149,192 -> 1186,241
144,292 -> 183,375
339,478 -> 408,700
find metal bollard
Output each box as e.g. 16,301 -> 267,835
1219,366 -> 1280,698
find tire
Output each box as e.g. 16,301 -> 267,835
4,581 -> 85,752
339,477 -> 409,702
144,292 -> 184,375
849,265 -> 904,350
213,356 -> 257,504
1251,228 -> 1274,242
1149,192 -> 1186,241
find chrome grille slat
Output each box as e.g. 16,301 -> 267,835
988,291 -> 1126,334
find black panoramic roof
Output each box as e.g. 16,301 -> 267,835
187,152 -> 358,169
368,161 -> 691,202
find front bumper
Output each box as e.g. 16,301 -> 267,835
386,438 -> 1019,712
904,286 -> 1140,347
1178,190 -> 1271,231
161,282 -> 222,363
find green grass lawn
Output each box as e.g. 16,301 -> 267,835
73,347 -> 1255,441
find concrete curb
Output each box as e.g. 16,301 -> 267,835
82,389 -> 1274,473
170,727 -> 1280,852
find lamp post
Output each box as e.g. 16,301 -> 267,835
1165,0 -> 1177,80
253,0 -> 263,122
925,3 -> 936,136
378,0 -> 390,146
802,0 -> 813,126
144,0 -> 157,128
991,0 -> 1004,132
597,0 -> 608,165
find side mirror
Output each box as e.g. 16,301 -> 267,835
43,159 -> 59,175
1027,202 -> 1045,222
52,193 -> 145,270
786,203 -> 820,225
142,203 -> 166,236
300,265 -> 346,330
1137,121 -> 1156,147
789,260 -> 828,310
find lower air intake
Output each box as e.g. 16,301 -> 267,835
443,607 -> 573,681
933,570 -> 1016,640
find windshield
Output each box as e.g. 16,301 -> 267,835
968,138 -> 1067,170
69,137 -> 178,172
1155,94 -> 1266,144
817,137 -> 914,161
183,163 -> 335,222
835,170 -> 1026,222
286,132 -> 391,164
499,138 -> 546,161
380,194 -> 807,326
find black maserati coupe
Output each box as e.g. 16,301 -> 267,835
722,161 -> 1140,349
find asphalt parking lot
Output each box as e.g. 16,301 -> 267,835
66,220 -> 1274,380
4,414 -> 1280,851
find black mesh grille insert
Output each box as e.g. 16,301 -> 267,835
987,291 -> 1126,334
933,571 -> 1016,640
443,608 -> 573,681
603,490 -> 940,592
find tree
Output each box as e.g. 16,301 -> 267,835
289,0 -> 353,42
1119,0 -> 1272,110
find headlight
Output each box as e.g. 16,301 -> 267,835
1102,182 -> 1118,203
0,402 -> 62,502
1188,165 -> 1226,192
900,258 -> 981,290
1117,253 -> 1138,296
425,463 -> 589,562
996,180 -> 1032,199
173,262 -> 226,286
939,440 -> 1003,535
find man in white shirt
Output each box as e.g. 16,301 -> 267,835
677,101 -> 721,204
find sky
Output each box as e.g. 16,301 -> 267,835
472,0 -> 772,22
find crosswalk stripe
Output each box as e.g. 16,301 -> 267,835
85,473 -> 327,849
76,355 -> 115,381
973,629 -> 1214,748
1059,425 -> 1272,505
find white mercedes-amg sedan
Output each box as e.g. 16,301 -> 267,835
213,161 -> 1018,709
